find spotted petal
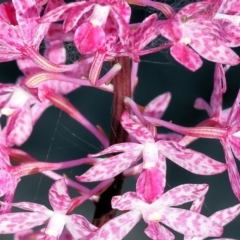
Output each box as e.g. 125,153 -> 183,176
144,92 -> 171,119
88,143 -> 142,157
222,143 -> 240,200
5,103 -> 33,146
154,184 -> 208,208
49,179 -> 71,214
121,111 -> 155,144
77,149 -> 142,182
66,214 -> 98,239
145,223 -> 175,240
0,212 -> 49,234
91,210 -> 141,240
161,207 -> 223,238
157,140 -> 227,175
170,43 -> 202,71
209,203 -> 240,227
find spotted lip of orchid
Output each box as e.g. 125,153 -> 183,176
0,179 -> 98,239
111,184 -> 223,239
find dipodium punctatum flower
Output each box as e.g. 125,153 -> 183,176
157,1 -> 240,71
111,184 -> 223,239
181,63 -> 240,201
77,111 -> 226,182
0,179 -> 98,239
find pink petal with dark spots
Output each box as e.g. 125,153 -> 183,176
0,147 -> 10,169
209,203 -> 240,227
63,3 -> 94,33
190,196 -> 205,214
0,170 -> 14,197
190,37 -> 240,66
222,143 -> 240,200
154,184 -> 208,207
67,214 -> 98,239
77,150 -> 142,182
145,92 -> 171,119
1,201 -> 51,214
121,111 -> 155,144
170,43 -> 203,71
49,179 -> 71,214
88,143 -> 142,157
161,207 -> 223,238
145,222 -> 175,240
0,212 -> 49,234
5,103 -> 33,146
112,192 -> 143,211
210,63 -> 225,117
91,210 -> 141,240
157,140 -> 227,175
12,0 -> 42,46
39,2 -> 83,24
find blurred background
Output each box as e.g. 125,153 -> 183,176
1,0 -> 240,239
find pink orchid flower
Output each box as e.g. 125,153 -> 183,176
112,184 -> 223,239
0,179 -> 98,239
179,63 -> 240,201
143,62 -> 240,202
0,0 -> 77,72
157,1 -> 240,71
77,111 -> 226,182
39,0 -> 131,53
39,0 -> 131,85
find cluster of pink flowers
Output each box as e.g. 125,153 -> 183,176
0,0 -> 240,239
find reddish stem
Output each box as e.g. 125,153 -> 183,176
92,57 -> 131,227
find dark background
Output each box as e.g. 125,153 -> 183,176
1,0 -> 240,239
